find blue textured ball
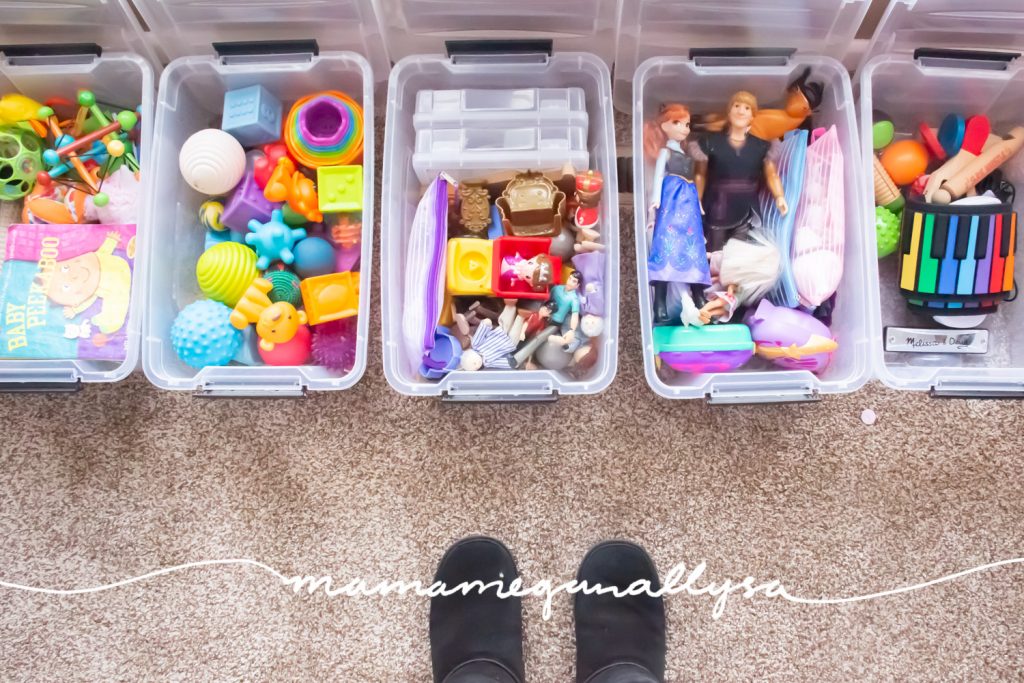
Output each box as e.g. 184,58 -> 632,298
171,300 -> 243,368
291,237 -> 336,279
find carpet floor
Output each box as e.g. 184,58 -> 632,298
1,123 -> 1023,682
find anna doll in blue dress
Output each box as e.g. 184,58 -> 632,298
644,103 -> 711,324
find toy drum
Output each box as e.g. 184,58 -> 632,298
898,199 -> 1018,314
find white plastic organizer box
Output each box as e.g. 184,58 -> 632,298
378,0 -> 621,400
624,0 -> 874,402
136,0 -> 385,396
860,0 -> 1024,397
0,0 -> 155,389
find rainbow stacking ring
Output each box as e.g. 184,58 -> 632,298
283,90 -> 363,168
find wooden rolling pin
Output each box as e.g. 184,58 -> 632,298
932,126 -> 1024,204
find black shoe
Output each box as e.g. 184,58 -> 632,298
430,537 -> 524,683
574,541 -> 666,683
652,282 -> 671,324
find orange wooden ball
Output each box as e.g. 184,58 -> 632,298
880,139 -> 928,187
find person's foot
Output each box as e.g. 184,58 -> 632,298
430,537 -> 524,683
574,541 -> 666,683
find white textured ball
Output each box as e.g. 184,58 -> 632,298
178,128 -> 246,195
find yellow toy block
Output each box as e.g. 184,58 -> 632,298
300,271 -> 360,325
446,238 -> 493,296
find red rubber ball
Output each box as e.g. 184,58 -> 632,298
258,324 -> 312,366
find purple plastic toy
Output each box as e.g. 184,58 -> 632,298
222,167 -> 278,232
418,326 -> 462,379
311,317 -> 358,373
572,251 -> 606,316
300,97 -> 349,146
745,299 -> 838,373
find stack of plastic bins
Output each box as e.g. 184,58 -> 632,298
859,0 -> 1024,397
0,2 -> 156,390
411,87 -> 590,183
377,0 -> 621,401
133,0 -> 386,396
617,0 -> 874,403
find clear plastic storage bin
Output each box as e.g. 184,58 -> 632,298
622,0 -> 875,402
859,0 -> 1024,397
413,88 -> 589,129
412,124 -> 590,184
377,0 -> 621,399
134,0 -> 386,396
0,1 -> 156,389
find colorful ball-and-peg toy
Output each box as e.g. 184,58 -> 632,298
1,89 -> 142,213
170,86 -> 365,375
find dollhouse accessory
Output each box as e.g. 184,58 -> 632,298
496,171 -> 566,237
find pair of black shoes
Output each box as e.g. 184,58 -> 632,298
430,538 -> 666,683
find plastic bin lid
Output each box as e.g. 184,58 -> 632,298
0,0 -> 158,63
370,0 -> 620,64
860,0 -> 1024,70
613,0 -> 871,110
130,0 -> 388,76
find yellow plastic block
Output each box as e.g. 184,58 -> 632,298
300,271 -> 360,325
446,238 -> 493,296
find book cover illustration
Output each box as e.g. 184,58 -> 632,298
0,223 -> 136,361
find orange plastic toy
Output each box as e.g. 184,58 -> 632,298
880,139 -> 929,187
263,156 -> 323,223
300,271 -> 360,325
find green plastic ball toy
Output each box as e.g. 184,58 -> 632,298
875,206 -> 901,259
872,120 -> 895,150
0,125 -> 43,200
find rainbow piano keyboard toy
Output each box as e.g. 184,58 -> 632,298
898,200 -> 1018,314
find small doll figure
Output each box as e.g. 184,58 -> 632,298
696,91 -> 788,253
572,170 -> 604,253
459,320 -> 517,371
511,271 -> 583,368
499,252 -> 554,292
546,270 -> 583,346
695,231 -> 781,325
644,103 -> 711,324
519,300 -> 554,339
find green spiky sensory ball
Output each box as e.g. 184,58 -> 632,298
875,205 -> 901,259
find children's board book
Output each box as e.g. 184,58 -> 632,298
0,223 -> 136,360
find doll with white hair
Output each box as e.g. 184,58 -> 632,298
680,231 -> 782,326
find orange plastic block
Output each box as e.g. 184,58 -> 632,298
446,238 -> 494,296
300,271 -> 360,325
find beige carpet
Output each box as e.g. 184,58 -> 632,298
2,123 -> 1024,681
